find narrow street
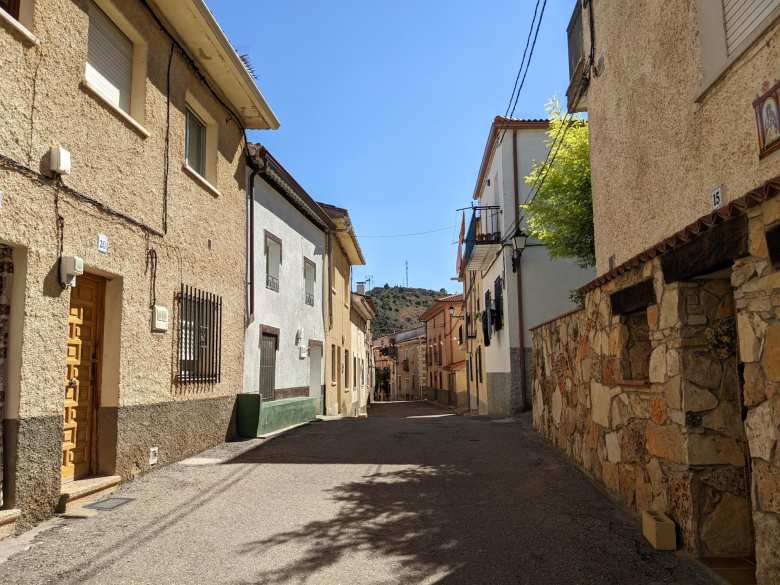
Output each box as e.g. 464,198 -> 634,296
0,402 -> 715,585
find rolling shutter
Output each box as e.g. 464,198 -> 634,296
723,0 -> 780,55
85,4 -> 132,112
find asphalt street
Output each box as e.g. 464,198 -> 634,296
0,401 -> 717,585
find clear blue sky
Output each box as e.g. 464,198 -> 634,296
206,0 -> 574,293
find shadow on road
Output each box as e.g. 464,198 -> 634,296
225,402 -> 715,585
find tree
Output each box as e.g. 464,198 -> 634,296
523,101 -> 595,268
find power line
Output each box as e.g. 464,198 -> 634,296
357,225 -> 455,239
503,0 -> 542,119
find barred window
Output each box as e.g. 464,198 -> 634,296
177,284 -> 222,384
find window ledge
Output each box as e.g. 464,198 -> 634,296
80,79 -> 149,138
182,163 -> 222,198
0,8 -> 39,46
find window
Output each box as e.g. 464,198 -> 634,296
698,0 -> 780,94
86,3 -> 133,113
458,325 -> 464,345
0,0 -> 20,19
176,284 -> 222,384
258,333 -> 277,400
185,108 -> 207,177
353,356 -> 357,387
265,232 -> 281,292
345,350 -> 350,388
476,347 -> 483,384
331,344 -> 336,383
304,258 -> 316,306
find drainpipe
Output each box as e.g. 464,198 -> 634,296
512,129 -> 529,412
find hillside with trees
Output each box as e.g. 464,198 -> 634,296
368,286 -> 448,337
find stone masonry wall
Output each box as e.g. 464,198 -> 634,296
533,197 -> 780,583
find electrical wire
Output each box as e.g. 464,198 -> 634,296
356,226 -> 455,239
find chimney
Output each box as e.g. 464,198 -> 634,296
356,282 -> 365,295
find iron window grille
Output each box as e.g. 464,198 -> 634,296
266,274 -> 279,292
305,292 -> 315,306
176,284 -> 222,384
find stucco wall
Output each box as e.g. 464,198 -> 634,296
324,240 -> 351,415
586,1 -> 780,274
0,0 -> 253,525
244,175 -> 326,397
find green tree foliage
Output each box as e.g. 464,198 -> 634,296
523,103 -> 595,268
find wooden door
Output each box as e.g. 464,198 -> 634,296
62,274 -> 105,482
258,334 -> 277,401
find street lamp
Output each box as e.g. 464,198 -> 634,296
512,230 -> 528,272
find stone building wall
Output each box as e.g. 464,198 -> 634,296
531,195 -> 780,583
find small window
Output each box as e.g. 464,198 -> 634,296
86,3 -> 133,113
345,350 -> 350,388
304,258 -> 316,306
331,344 -> 336,383
185,108 -> 207,177
176,285 -> 222,384
0,0 -> 20,20
265,232 -> 281,292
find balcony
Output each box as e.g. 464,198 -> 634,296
266,274 -> 279,292
566,0 -> 589,113
305,292 -> 315,306
463,206 -> 502,269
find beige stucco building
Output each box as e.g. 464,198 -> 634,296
395,326 -> 426,401
0,0 -> 277,534
349,292 -> 375,416
532,2 -> 780,583
421,295 -> 467,409
319,203 -> 366,416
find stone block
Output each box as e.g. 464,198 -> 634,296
628,394 -> 651,419
620,465 -> 637,506
649,345 -> 667,383
666,349 -> 680,378
591,381 -> 621,428
682,381 -> 719,412
650,398 -> 667,424
610,393 -> 630,429
636,474 -> 653,511
701,401 -> 744,438
701,493 -> 754,557
646,422 -> 686,464
659,288 -> 680,330
647,304 -> 659,330
732,262 -> 758,288
683,352 -> 722,391
754,511 -> 780,585
662,376 -> 683,409
609,324 -> 629,355
745,402 -> 776,462
737,313 -> 762,363
647,458 -> 664,494
551,388 -> 562,426
606,431 -> 621,463
642,510 -> 676,550
753,460 -> 780,515
762,323 -> 780,382
687,433 -> 745,466
621,422 -> 646,463
602,461 -> 620,493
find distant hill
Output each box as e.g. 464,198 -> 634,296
368,286 -> 451,337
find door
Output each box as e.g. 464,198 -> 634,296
62,273 -> 105,482
259,334 -> 277,400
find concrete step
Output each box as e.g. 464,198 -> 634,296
57,475 -> 121,513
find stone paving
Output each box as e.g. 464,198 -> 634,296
0,402 -> 717,584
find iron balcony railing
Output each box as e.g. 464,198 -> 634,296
305,292 -> 315,306
462,206 -> 502,266
266,273 -> 279,292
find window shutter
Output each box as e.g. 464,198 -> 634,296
493,277 -> 504,331
723,0 -> 780,55
85,4 -> 132,112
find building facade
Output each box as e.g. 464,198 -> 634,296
0,0 -> 277,532
460,118 -> 593,417
532,2 -> 780,583
320,203 -> 366,416
421,295 -> 467,409
373,334 -> 396,401
242,146 -> 332,434
395,326 -> 426,401
349,292 -> 375,416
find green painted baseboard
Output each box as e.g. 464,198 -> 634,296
236,394 -> 319,437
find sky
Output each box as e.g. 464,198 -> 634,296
206,0 -> 575,294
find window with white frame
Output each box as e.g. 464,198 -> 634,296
85,3 -> 133,113
185,108 -> 207,177
265,232 -> 281,292
304,258 -> 316,306
0,0 -> 20,20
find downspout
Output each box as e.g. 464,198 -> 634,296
512,129 -> 529,412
